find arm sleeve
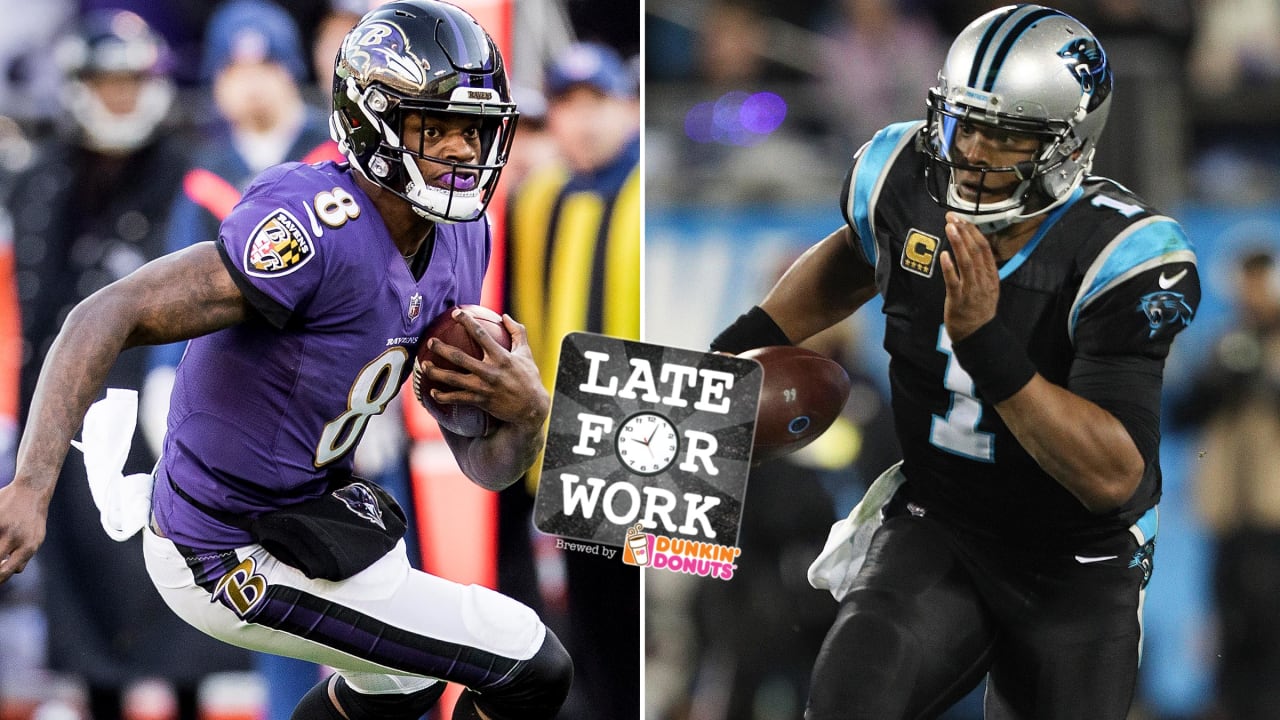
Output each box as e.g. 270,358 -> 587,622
216,240 -> 290,328
216,195 -> 323,329
1069,261 -> 1201,462
838,146 -> 873,267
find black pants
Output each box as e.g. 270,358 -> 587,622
807,508 -> 1147,719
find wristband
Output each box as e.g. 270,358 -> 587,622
950,320 -> 1037,404
710,306 -> 792,354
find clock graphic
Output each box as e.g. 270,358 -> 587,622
615,411 -> 679,475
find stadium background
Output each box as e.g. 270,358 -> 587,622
644,1 -> 1280,719
0,1 -> 638,719
0,0 -> 1275,718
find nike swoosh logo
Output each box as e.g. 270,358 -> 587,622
1158,268 -> 1187,289
1074,554 -> 1119,564
302,201 -> 324,237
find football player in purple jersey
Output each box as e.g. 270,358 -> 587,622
711,5 -> 1198,719
0,2 -> 572,719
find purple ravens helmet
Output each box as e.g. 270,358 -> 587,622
330,0 -> 518,223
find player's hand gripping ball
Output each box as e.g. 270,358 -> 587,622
739,346 -> 851,464
413,305 -> 513,438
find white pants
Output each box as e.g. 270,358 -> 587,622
143,529 -> 545,695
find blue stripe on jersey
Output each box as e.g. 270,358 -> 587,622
1069,216 -> 1194,340
997,186 -> 1084,280
1130,505 -> 1158,546
848,121 -> 923,267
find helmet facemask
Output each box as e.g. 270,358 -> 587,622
924,91 -> 1081,234
921,4 -> 1113,234
328,1 -> 519,224
335,77 -> 516,223
65,74 -> 175,154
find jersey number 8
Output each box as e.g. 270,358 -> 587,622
315,347 -> 408,466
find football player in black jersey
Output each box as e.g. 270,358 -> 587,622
712,5 -> 1199,719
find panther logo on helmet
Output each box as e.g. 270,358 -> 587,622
1058,37 -> 1110,105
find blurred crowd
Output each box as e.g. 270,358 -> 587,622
0,1 -> 638,719
647,0 -> 1280,209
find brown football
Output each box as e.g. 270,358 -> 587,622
739,345 -> 851,464
413,304 -> 512,438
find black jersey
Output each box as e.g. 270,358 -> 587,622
841,121 -> 1199,547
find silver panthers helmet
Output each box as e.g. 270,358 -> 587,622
923,5 -> 1112,233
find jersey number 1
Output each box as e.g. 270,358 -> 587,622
930,326 -> 995,462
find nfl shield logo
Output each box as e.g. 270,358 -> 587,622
407,293 -> 422,320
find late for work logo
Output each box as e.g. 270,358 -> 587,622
533,333 -> 761,563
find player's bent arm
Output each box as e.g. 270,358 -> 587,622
428,313 -> 550,491
994,379 -> 1144,513
940,214 -> 1150,512
441,412 -> 548,493
760,226 -> 878,344
0,243 -> 246,582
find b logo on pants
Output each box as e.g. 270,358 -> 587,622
213,557 -> 268,618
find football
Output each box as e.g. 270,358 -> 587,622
413,304 -> 512,438
739,345 -> 851,465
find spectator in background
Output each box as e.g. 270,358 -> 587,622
1185,0 -> 1280,205
308,0 -> 369,104
142,0 -> 338,466
79,1 -> 219,88
0,0 -> 75,128
8,10 -> 249,719
503,85 -> 560,191
507,41 -> 641,447
1188,0 -> 1280,98
140,3 -> 341,717
818,0 -> 946,150
699,0 -> 772,86
1170,248 -> 1280,720
653,0 -> 842,206
504,40 -> 640,720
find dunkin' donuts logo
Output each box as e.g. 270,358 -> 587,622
620,524 -> 741,581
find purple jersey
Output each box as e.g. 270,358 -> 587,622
152,161 -> 490,549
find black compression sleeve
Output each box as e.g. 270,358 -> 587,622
710,306 -> 792,354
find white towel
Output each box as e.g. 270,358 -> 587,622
70,388 -> 154,542
807,462 -> 905,601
